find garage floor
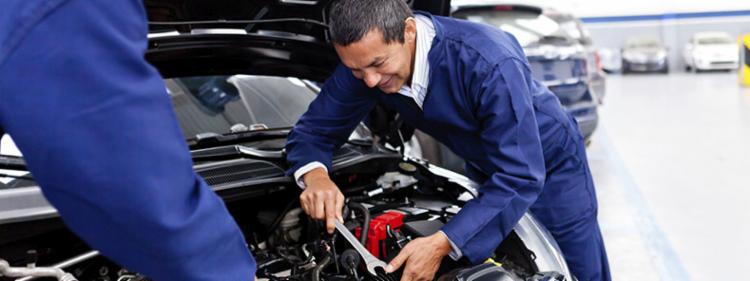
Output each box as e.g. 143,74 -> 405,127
589,71 -> 750,281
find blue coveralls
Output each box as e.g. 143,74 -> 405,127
0,1 -> 256,280
286,14 -> 611,281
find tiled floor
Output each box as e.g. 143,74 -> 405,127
588,71 -> 750,281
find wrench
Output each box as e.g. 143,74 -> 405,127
334,220 -> 389,276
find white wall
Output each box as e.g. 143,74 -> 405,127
538,0 -> 750,18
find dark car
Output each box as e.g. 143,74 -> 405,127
544,10 -> 607,104
0,1 -> 572,281
451,3 -> 599,139
621,37 -> 670,73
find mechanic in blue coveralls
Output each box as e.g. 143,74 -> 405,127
0,1 -> 255,280
286,1 -> 611,280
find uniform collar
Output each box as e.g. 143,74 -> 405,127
397,14 -> 436,106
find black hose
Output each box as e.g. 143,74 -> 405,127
312,255 -> 332,281
347,202 -> 371,245
265,199 -> 299,238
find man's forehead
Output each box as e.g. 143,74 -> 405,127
335,44 -> 386,70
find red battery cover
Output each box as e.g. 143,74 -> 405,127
354,211 -> 405,258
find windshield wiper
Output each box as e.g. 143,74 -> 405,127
187,128 -> 290,150
191,145 -> 284,161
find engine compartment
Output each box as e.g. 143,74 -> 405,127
0,159 -> 565,281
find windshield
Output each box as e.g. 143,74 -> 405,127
452,9 -> 577,47
547,14 -> 592,45
697,36 -> 733,45
166,75 -> 317,139
626,39 -> 661,49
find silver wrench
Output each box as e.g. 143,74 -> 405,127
334,220 -> 388,276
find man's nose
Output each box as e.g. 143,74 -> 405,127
363,70 -> 381,88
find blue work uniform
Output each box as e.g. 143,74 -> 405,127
0,1 -> 256,280
286,14 -> 610,281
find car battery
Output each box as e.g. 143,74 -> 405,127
355,211 -> 405,259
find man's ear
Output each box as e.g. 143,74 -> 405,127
404,17 -> 417,43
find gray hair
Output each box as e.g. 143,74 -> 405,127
328,0 -> 414,46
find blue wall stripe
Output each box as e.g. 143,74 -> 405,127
581,9 -> 750,23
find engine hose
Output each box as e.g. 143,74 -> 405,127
347,202 -> 370,245
265,200 -> 299,238
311,255 -> 332,281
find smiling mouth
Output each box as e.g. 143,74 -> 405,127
379,77 -> 393,89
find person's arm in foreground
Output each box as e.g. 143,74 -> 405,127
0,1 -> 255,280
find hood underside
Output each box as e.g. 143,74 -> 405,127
144,0 -> 450,79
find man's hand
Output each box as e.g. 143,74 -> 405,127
300,167 -> 345,234
386,232 -> 452,281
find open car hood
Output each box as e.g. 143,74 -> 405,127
145,0 -> 450,60
144,0 -> 451,144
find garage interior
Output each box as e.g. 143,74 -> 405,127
1,0 -> 749,280
574,2 -> 750,279
590,73 -> 750,281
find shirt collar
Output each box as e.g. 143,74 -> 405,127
411,14 -> 435,91
398,14 -> 435,98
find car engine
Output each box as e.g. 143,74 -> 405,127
1,161 -> 565,281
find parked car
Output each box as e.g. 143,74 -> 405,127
544,10 -> 607,104
451,2 -> 598,139
683,31 -> 739,72
621,37 -> 669,73
596,47 -> 623,73
0,1 -> 572,281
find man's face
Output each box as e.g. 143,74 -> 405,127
334,18 -> 417,94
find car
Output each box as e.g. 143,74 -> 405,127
597,47 -> 623,74
683,31 -> 739,72
544,10 -> 607,104
0,1 -> 572,281
451,2 -> 599,140
621,37 -> 669,73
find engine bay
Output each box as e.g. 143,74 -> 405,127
0,159 -> 566,281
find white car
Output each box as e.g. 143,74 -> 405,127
684,32 -> 739,72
